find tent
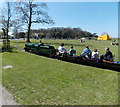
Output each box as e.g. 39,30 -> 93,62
97,34 -> 112,40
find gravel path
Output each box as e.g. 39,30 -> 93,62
0,86 -> 18,106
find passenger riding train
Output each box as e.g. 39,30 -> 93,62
24,43 -> 120,71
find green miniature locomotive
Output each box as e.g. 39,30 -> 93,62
24,43 -> 57,57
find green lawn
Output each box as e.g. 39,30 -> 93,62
10,39 -> 119,61
2,39 -> 119,105
0,53 -> 2,84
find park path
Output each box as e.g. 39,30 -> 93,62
0,86 -> 18,106
1,41 -> 23,106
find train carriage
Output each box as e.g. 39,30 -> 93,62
24,43 -> 120,71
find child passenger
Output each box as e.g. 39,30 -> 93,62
68,46 -> 76,56
58,43 -> 67,56
91,49 -> 100,61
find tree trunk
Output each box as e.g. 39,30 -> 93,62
26,24 -> 31,42
6,2 -> 10,41
6,2 -> 11,51
26,2 -> 32,43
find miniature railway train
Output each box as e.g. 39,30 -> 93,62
24,43 -> 56,57
24,43 -> 120,71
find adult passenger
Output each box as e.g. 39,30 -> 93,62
81,45 -> 92,59
38,40 -> 44,46
104,47 -> 113,61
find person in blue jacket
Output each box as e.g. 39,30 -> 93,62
81,45 -> 92,59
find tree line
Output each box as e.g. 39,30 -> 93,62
0,0 -> 98,42
31,27 -> 98,39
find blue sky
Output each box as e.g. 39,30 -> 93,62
35,2 -> 118,38
0,1 -> 118,38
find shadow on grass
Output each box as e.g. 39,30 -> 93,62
11,41 -> 26,45
0,47 -> 18,53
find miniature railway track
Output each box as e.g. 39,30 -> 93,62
15,42 -> 120,72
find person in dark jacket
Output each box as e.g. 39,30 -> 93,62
38,40 -> 44,46
104,47 -> 113,61
100,47 -> 113,61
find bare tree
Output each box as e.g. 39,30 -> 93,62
0,1 -> 14,40
15,0 -> 54,42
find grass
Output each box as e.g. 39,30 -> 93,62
2,39 -> 119,105
0,53 -> 2,84
0,42 -> 2,84
10,39 -> 119,61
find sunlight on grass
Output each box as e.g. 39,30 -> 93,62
2,48 -> 119,105
10,39 -> 119,61
1,39 -> 119,105
0,53 -> 2,84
